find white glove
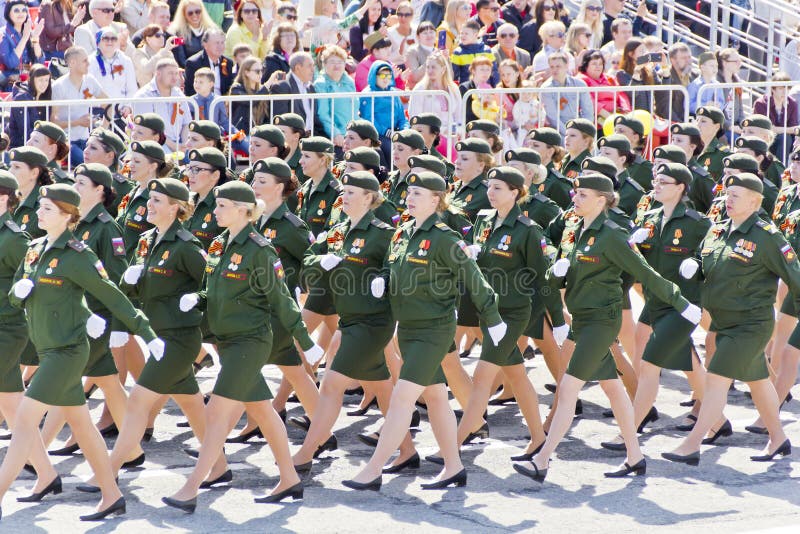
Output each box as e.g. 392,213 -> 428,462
86,313 -> 107,339
179,293 -> 199,312
320,254 -> 343,271
304,344 -> 325,365
123,264 -> 144,285
109,331 -> 128,348
465,244 -> 481,260
315,231 -> 327,243
552,324 -> 570,347
629,227 -> 650,244
148,338 -> 166,361
488,322 -> 508,346
680,303 -> 702,325
13,278 -> 34,299
294,286 -> 302,301
552,258 -> 570,277
679,258 -> 699,279
371,277 -> 385,298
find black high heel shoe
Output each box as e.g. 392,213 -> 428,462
347,397 -> 377,416
513,461 -> 547,483
383,453 -> 420,474
661,451 -> 700,466
162,496 -> 196,513
701,420 -> 732,445
420,468 -> 466,489
600,438 -> 626,452
17,475 -> 62,502
342,476 -> 382,491
142,427 -> 154,442
357,432 -> 379,447
99,423 -> 118,438
750,439 -> 791,461
121,453 -> 145,469
744,424 -> 768,435
637,407 -> 659,433
199,469 -> 233,489
80,497 -> 126,521
604,458 -> 646,478
294,461 -> 312,474
462,422 -> 489,444
254,482 -> 303,503
49,443 -> 80,456
510,441 -> 544,462
225,427 -> 263,444
313,434 -> 338,459
288,415 -> 311,432
488,395 -> 516,406
674,414 -> 697,432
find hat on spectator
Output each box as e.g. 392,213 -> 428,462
252,124 -> 286,147
300,136 -> 334,154
527,127 -> 562,146
97,26 -> 118,44
74,163 -> 113,189
505,148 -> 541,166
407,171 -> 447,192
724,172 -> 763,194
346,120 -> 380,144
89,128 -> 125,155
723,153 -> 759,173
581,156 -> 618,179
148,178 -> 190,202
697,51 -> 716,65
0,170 -> 18,190
671,122 -> 701,137
597,134 -> 631,154
40,183 -> 80,207
653,144 -> 687,165
408,154 -> 446,176
566,118 -> 597,138
342,171 -> 380,192
9,146 -> 49,167
189,147 -> 227,170
33,121 -> 67,144
614,114 -> 644,137
455,138 -> 492,155
410,113 -> 442,131
696,105 -> 725,127
364,31 -> 391,51
391,129 -> 426,151
134,113 -> 165,134
487,166 -> 525,189
734,136 -> 769,154
655,162 -> 692,186
130,140 -> 165,162
741,114 -> 772,130
253,157 -> 292,178
345,146 -> 381,168
188,120 -> 222,141
466,120 -> 500,136
215,180 -> 256,203
273,113 -> 306,132
573,173 -> 614,194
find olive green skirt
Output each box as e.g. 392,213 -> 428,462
478,307 -> 529,367
213,328 -> 273,402
26,340 -> 89,406
0,321 -> 28,392
565,308 -> 622,382
707,310 -> 773,382
20,339 -> 38,366
84,324 -> 118,378
780,292 -> 798,318
330,314 -> 394,381
641,307 -> 695,371
397,318 -> 456,386
137,327 -> 201,395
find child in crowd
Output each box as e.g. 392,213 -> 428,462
450,19 -> 498,85
359,60 -> 409,163
511,80 -> 540,148
191,67 -> 245,152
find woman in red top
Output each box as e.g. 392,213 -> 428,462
575,49 -> 631,124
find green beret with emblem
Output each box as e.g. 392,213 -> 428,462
214,180 -> 256,203
133,113 -> 165,134
0,169 -> 19,190
345,146 -> 381,168
725,172 -> 763,194
74,162 -> 113,189
487,166 -> 525,189
723,152 -> 759,173
566,118 -> 597,138
252,157 -> 292,178
89,128 -> 125,155
407,171 -> 446,192
581,156 -> 617,179
407,154 -> 446,176
130,140 -> 165,162
734,136 -> 769,154
273,113 -> 306,132
33,120 -> 67,144
741,114 -> 772,130
251,124 -> 286,147
9,146 -> 49,167
346,119 -> 380,143
696,105 -> 725,126
597,134 -> 631,154
391,129 -> 426,151
148,178 -> 190,202
504,148 -> 541,165
671,122 -> 701,137
527,127 -> 561,146
342,170 -> 380,192
189,147 -> 227,170
40,183 -> 80,207
409,113 -> 441,131
655,162 -> 692,186
300,136 -> 334,154
573,173 -> 614,194
466,119 -> 500,136
455,137 -> 492,154
188,120 -> 221,141
653,144 -> 687,165
614,114 -> 644,136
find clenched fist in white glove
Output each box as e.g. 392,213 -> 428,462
179,293 -> 199,312
148,338 -> 166,361
13,278 -> 33,299
679,258 -> 699,279
304,344 -> 325,365
109,331 -> 128,348
315,231 -> 327,244
465,244 -> 481,260
552,258 -> 570,277
629,227 -> 650,244
320,254 -> 343,271
123,264 -> 144,285
552,324 -> 570,347
371,277 -> 385,298
86,313 -> 107,339
680,303 -> 702,325
488,321 -> 508,346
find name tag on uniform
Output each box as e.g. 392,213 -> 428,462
489,249 -> 512,258
37,276 -> 64,286
638,243 -> 652,250
193,230 -> 213,240
663,246 -> 689,254
407,257 -> 429,265
148,267 -> 174,277
222,270 -> 248,280
729,252 -> 751,264
345,255 -> 368,265
126,220 -> 147,231
577,254 -> 600,264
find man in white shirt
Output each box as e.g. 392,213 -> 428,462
73,0 -> 135,55
133,58 -> 192,152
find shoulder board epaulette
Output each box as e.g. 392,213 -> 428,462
690,164 -> 709,177
603,219 -> 622,231
684,208 -> 702,221
176,228 -> 194,241
249,231 -> 270,246
533,192 -> 551,203
755,219 -> 778,234
97,211 -> 113,223
479,179 -> 489,186
283,211 -> 304,227
610,206 -> 626,216
434,221 -> 451,231
113,173 -> 128,184
477,208 -> 495,217
763,179 -> 778,191
330,179 -> 342,191
4,219 -> 22,233
626,176 -> 645,192
370,218 -> 392,230
517,214 -> 534,226
67,239 -> 87,252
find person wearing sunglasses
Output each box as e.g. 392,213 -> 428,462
531,20 -> 572,75
225,0 -> 270,60
0,0 -> 45,90
470,0 -> 502,48
132,23 -> 180,87
492,22 -> 531,72
74,0 -> 133,56
519,0 -> 568,57
88,27 -> 138,100
168,0 -> 215,67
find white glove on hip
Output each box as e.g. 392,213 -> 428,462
680,303 -> 702,325
552,258 -> 570,277
148,338 -> 166,361
679,258 -> 699,279
315,231 -> 327,244
13,278 -> 34,299
86,313 -> 107,339
304,344 -> 325,365
371,277 -> 385,298
320,254 -> 343,271
109,331 -> 129,348
123,264 -> 145,285
488,321 -> 508,346
552,324 -> 570,347
629,227 -> 650,244
465,244 -> 481,260
179,293 -> 199,312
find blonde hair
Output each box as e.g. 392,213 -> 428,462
416,51 -> 457,91
565,22 -> 591,57
443,0 -> 469,33
476,152 -> 496,173
169,0 -> 218,37
434,190 -> 449,213
236,198 -> 265,222
171,197 -> 196,222
320,44 -> 348,64
575,0 -> 604,48
52,200 -> 81,230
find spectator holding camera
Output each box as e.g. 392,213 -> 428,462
132,23 -> 178,87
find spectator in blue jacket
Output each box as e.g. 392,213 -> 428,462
450,19 -> 498,86
6,63 -> 51,149
540,51 -> 595,135
687,51 -> 726,115
0,0 -> 45,90
315,45 -> 359,158
359,60 -> 409,164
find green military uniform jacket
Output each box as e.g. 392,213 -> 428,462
325,193 -> 400,230
699,137 -> 730,182
766,159 -> 786,190
520,190 -> 562,231
688,159 -> 715,214
108,172 -> 134,218
304,210 -> 394,318
448,173 -> 490,222
185,192 -> 220,250
297,171 -> 341,236
627,154 -> 654,191
381,212 -> 501,326
286,149 -> 307,183
48,160 -> 71,184
258,202 -> 313,291
773,183 -> 800,229
0,213 -> 29,323
13,188 -> 44,239
116,184 -> 154,259
541,164 -> 573,209
199,224 -> 314,349
385,168 -> 412,215
11,230 -> 156,352
617,169 -> 648,218
559,150 -> 589,181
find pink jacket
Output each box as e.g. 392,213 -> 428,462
576,72 -> 631,117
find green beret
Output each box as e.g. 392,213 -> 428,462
407,154 -> 446,176
504,148 -> 541,166
741,114 -> 772,130
189,147 -> 227,170
188,120 -> 221,141
487,166 -> 525,189
341,170 -> 380,192
723,152 -> 759,173
791,150 -> 800,162
346,119 -> 380,143
364,31 -> 391,50
597,134 -> 631,154
698,51 -> 716,65
407,171 -> 446,192
252,157 -> 292,178
214,180 -> 256,203
89,128 -> 125,155
527,127 -> 562,147
652,144 -> 687,165
9,146 -> 49,167
409,113 -> 442,131
0,170 -> 19,190
345,146 -> 381,168
670,122 -> 701,137
654,162 -> 692,186
734,135 -> 769,154
455,137 -> 492,155
725,172 -> 763,194
581,156 -> 617,179
391,129 -> 426,151
573,173 -> 614,194
74,163 -> 113,189
148,178 -> 190,202
33,121 -> 67,144
40,183 -> 80,207
566,118 -> 597,138
696,105 -> 725,127
130,140 -> 165,162
133,113 -> 165,134
614,114 -> 644,136
273,113 -> 306,132
300,136 -> 334,154
466,120 -> 500,136
251,124 -> 286,148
